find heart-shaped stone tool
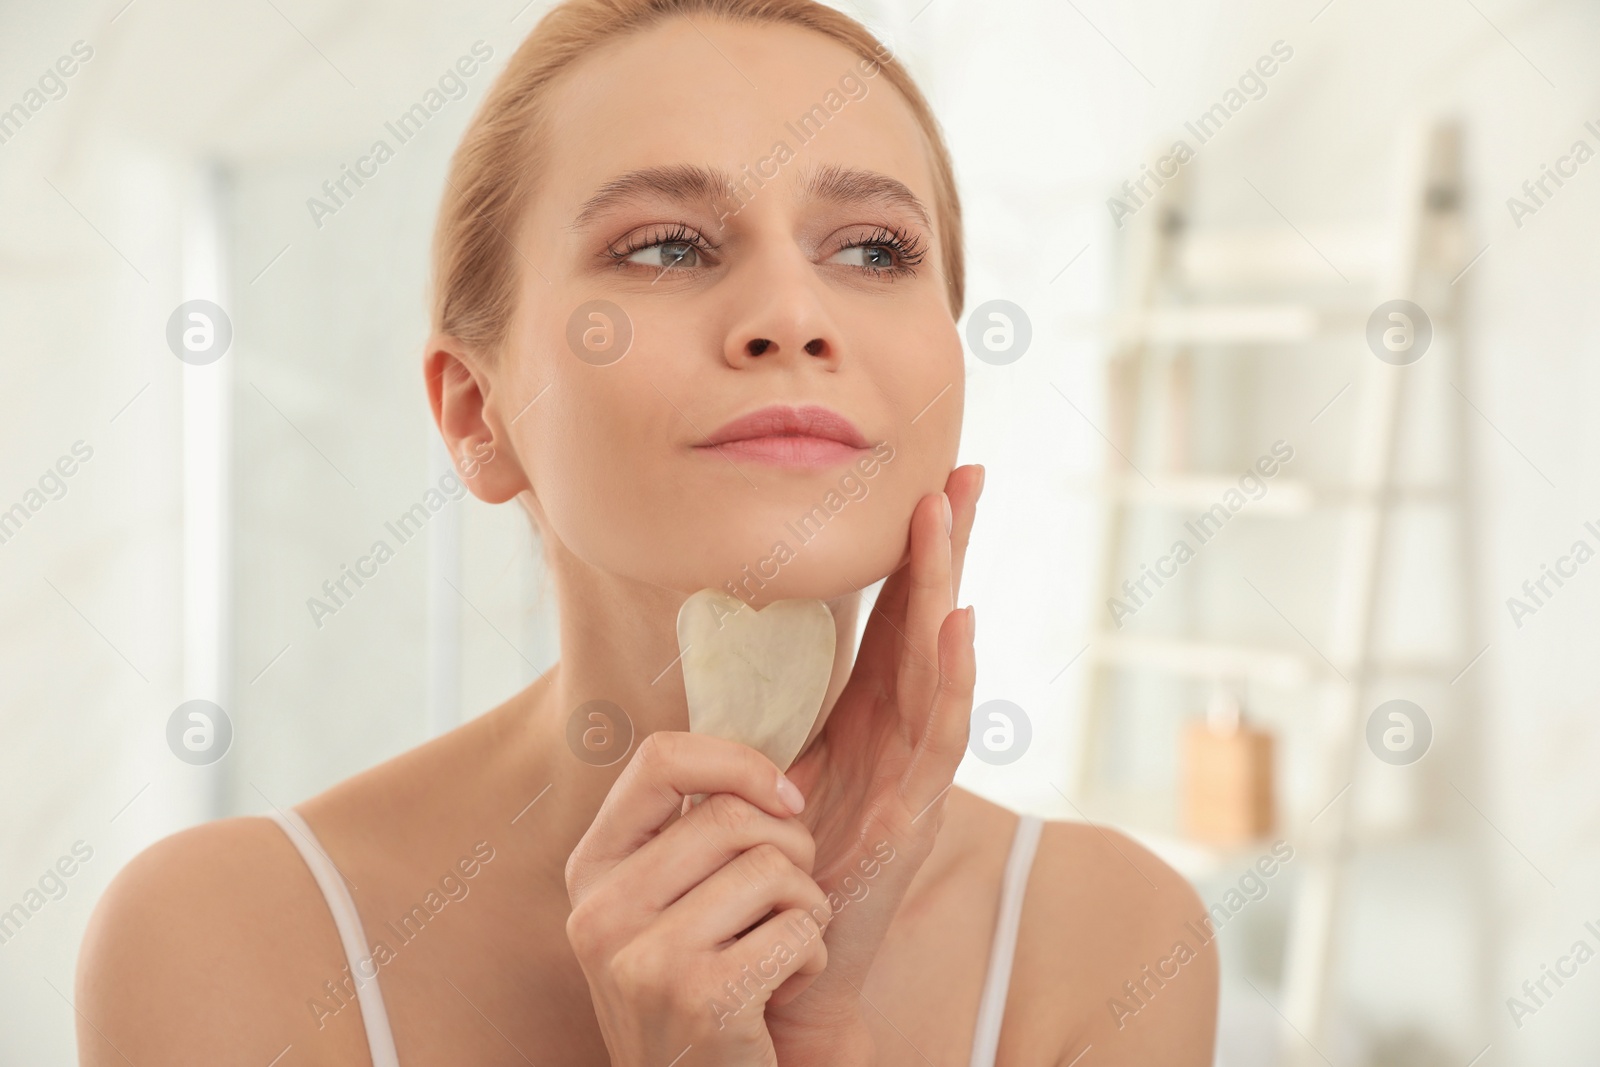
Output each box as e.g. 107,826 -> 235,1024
675,588 -> 837,772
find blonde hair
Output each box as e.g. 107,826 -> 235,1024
430,0 -> 965,361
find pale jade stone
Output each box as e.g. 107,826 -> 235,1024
675,588 -> 836,773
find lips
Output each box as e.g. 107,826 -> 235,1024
695,404 -> 871,467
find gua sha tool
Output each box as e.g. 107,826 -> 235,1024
675,589 -> 837,773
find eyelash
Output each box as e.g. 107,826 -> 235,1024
849,225 -> 927,276
606,222 -> 709,267
605,223 -> 927,277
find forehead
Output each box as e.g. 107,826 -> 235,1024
538,16 -> 937,225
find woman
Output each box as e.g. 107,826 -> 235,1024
77,1 -> 1217,1063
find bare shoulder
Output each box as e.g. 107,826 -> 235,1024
75,815 -> 371,1067
74,699 -> 527,1066
1009,817 -> 1219,1067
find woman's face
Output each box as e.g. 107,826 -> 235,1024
498,16 -> 963,604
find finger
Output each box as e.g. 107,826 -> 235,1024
896,491 -> 955,734
663,842 -> 831,946
850,464 -> 982,689
945,464 -> 984,602
901,603 -> 977,822
603,792 -> 816,919
568,733 -> 804,893
718,903 -> 831,1006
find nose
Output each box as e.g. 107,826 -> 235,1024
741,336 -> 828,359
722,252 -> 842,370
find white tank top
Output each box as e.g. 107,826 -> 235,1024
268,809 -> 1043,1067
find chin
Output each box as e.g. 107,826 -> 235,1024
721,544 -> 904,608
681,504 -> 911,608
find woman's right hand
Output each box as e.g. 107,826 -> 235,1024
564,731 -> 832,1067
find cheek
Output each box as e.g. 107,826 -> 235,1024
522,359 -> 678,573
512,294 -> 730,589
858,321 -> 965,550
885,318 -> 965,464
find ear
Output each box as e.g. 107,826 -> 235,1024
424,333 -> 530,505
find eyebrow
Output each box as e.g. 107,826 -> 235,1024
567,162 -> 933,232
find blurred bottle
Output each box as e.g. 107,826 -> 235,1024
1182,685 -> 1275,844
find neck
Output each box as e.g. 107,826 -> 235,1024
512,539 -> 863,870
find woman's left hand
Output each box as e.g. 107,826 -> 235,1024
765,463 -> 984,1064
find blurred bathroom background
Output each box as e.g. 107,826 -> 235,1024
2,0 -> 1597,1062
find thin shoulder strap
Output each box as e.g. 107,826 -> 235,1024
266,808 -> 402,1067
968,813 -> 1044,1067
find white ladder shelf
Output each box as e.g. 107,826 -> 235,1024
1068,121 -> 1489,1062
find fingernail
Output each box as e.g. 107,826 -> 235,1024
940,492 -> 953,535
974,464 -> 987,501
776,773 -> 806,814
966,605 -> 976,641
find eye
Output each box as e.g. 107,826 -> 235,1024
831,244 -> 898,270
607,223 -> 715,273
828,225 -> 927,277
628,239 -> 700,270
